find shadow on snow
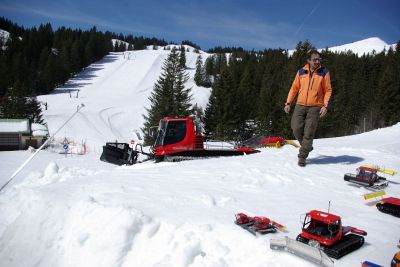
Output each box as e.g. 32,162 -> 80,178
48,54 -> 120,95
308,155 -> 364,165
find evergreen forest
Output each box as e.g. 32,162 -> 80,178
197,41 -> 400,140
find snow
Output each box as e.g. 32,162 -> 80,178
327,37 -> 397,55
112,39 -> 130,50
0,29 -> 10,50
288,37 -> 397,56
31,123 -> 49,137
0,29 -> 9,40
0,45 -> 399,267
0,119 -> 29,133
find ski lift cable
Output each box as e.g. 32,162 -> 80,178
0,103 -> 85,193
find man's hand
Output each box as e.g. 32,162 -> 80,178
284,104 -> 291,114
320,106 -> 327,117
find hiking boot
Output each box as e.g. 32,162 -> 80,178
298,157 -> 306,167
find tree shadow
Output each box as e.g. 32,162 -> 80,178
48,54 -> 120,95
308,155 -> 364,165
97,54 -> 120,64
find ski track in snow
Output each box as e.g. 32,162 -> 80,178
0,47 -> 399,267
136,53 -> 165,93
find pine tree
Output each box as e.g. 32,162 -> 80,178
0,81 -> 28,119
173,63 -> 192,116
378,47 -> 400,125
41,53 -> 57,93
179,45 -> 186,69
25,97 -> 44,123
194,54 -> 211,88
203,83 -> 218,138
70,39 -> 82,74
205,55 -> 215,77
257,65 -> 275,134
237,65 -> 255,128
0,53 -> 9,97
142,48 -> 192,144
194,54 -> 204,86
214,53 -> 227,76
204,66 -> 239,139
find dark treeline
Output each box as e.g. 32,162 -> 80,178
197,40 -> 400,140
0,18 -> 170,123
207,46 -> 246,54
111,32 -> 168,51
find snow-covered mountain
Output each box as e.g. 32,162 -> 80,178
288,37 -> 397,56
0,40 -> 399,267
327,37 -> 397,55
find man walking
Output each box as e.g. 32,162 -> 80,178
284,50 -> 332,167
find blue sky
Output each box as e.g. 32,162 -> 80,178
1,0 -> 399,50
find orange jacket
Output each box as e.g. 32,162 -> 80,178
286,64 -> 332,107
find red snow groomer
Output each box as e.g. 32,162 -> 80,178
270,210 -> 367,267
344,166 -> 388,189
100,117 -> 259,165
152,117 -> 259,162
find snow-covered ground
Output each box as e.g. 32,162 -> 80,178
0,44 -> 399,267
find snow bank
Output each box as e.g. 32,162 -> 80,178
0,121 -> 399,267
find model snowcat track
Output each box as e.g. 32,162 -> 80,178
377,202 -> 400,217
296,233 -> 364,259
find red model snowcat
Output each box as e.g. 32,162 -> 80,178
344,166 -> 388,189
100,117 -> 259,165
376,197 -> 400,218
270,210 -> 367,267
234,213 -> 286,235
363,191 -> 400,218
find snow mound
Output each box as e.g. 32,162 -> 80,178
328,37 -> 396,55
44,161 -> 59,177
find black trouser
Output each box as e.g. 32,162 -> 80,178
291,105 -> 321,159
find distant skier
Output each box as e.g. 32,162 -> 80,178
284,49 -> 332,167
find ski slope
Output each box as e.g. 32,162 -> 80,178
36,46 -> 211,149
0,44 -> 399,267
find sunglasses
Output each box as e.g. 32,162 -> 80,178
311,58 -> 322,62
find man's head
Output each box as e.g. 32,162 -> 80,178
307,49 -> 321,71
